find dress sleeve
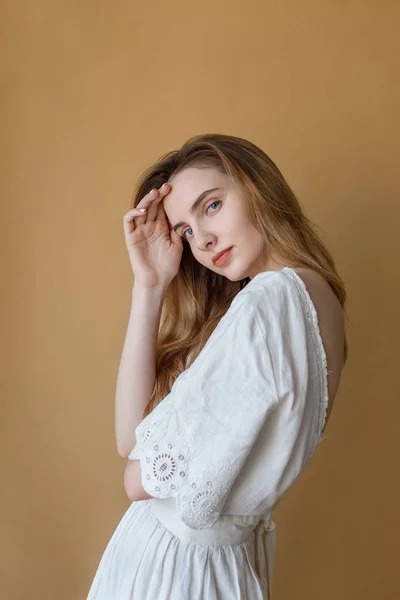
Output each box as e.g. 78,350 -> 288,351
129,273 -> 314,529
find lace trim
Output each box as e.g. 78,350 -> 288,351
281,267 -> 329,450
178,462 -> 235,529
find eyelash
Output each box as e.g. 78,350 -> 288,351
182,201 -> 221,240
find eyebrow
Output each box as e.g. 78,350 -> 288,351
172,188 -> 221,233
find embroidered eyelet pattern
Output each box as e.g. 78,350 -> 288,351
137,438 -> 189,497
177,463 -> 235,528
135,416 -> 236,528
152,453 -> 177,482
142,427 -> 151,442
191,489 -> 220,521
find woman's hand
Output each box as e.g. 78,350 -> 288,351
123,183 -> 183,290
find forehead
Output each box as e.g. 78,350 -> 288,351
163,166 -> 229,221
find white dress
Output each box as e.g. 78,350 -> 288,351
86,267 -> 329,599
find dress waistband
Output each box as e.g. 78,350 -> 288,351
150,497 -> 272,546
150,498 -> 276,598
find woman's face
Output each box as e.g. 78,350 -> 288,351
163,166 -> 275,281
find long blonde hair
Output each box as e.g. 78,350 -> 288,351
131,133 -> 349,417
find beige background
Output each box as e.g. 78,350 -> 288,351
1,1 -> 399,599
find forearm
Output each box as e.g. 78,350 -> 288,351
115,284 -> 167,457
124,459 -> 153,501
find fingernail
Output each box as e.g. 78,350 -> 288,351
139,208 -> 146,212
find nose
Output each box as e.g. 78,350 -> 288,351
195,231 -> 217,252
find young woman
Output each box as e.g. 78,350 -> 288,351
86,133 -> 347,599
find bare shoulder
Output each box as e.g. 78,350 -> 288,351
290,267 -> 345,426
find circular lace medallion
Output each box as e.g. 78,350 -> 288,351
152,453 -> 177,482
191,489 -> 219,518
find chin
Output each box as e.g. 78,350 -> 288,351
228,274 -> 249,282
221,267 -> 250,282
202,261 -> 248,282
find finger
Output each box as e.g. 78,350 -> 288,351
146,183 -> 171,221
133,188 -> 158,227
123,207 -> 148,235
155,199 -> 168,225
136,183 -> 170,210
133,183 -> 170,226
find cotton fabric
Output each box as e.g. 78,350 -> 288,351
86,266 -> 329,599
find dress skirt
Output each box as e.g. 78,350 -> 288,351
86,497 -> 276,600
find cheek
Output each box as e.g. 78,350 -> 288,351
231,218 -> 252,240
189,246 -> 208,266
241,217 -> 259,236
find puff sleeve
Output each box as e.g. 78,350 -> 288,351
129,271 -> 320,529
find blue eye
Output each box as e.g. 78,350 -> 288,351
182,200 -> 221,240
208,201 -> 220,212
182,227 -> 193,240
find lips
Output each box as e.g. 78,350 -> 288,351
212,246 -> 233,266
